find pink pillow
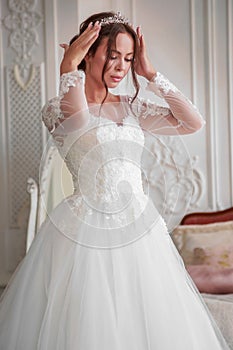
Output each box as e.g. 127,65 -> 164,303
172,221 -> 233,269
186,265 -> 233,294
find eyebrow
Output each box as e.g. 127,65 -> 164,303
111,49 -> 134,56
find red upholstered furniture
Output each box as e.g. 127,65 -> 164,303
178,207 -> 233,348
180,206 -> 233,225
176,206 -> 233,295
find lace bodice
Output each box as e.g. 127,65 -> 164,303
42,70 -> 206,207
52,108 -> 145,205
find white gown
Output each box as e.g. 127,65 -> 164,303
0,70 -> 230,350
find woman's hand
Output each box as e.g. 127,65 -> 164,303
134,26 -> 157,81
60,21 -> 101,75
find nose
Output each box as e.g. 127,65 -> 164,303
115,58 -> 126,71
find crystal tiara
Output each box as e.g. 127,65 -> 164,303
100,12 -> 130,26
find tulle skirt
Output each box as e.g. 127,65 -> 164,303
0,193 -> 231,350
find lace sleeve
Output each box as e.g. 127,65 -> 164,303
131,72 -> 206,135
42,70 -> 88,134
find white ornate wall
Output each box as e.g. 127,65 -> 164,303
0,0 -> 232,285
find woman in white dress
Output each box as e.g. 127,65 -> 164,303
0,11 -> 231,350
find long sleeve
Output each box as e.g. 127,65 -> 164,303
130,72 -> 206,135
42,70 -> 89,134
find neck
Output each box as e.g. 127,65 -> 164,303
85,75 -> 108,104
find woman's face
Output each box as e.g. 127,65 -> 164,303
85,32 -> 134,88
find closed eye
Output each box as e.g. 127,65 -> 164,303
110,49 -> 134,62
110,56 -> 134,62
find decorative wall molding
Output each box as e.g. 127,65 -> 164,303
43,0 -> 59,98
189,0 -> 197,104
142,136 -> 205,230
3,0 -> 42,90
13,64 -> 36,90
0,0 -> 45,276
205,0 -> 219,210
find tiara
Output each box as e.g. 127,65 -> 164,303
100,12 -> 130,26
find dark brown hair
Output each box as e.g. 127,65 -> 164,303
69,11 -> 140,104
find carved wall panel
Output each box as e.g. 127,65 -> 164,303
1,0 -> 45,278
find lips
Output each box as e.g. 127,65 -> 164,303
111,76 -> 123,82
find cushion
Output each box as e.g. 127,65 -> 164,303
172,221 -> 233,293
172,221 -> 233,269
186,265 -> 233,294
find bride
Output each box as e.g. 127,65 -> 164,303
0,11 -> 230,350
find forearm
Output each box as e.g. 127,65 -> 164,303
59,70 -> 88,119
60,59 -> 78,76
42,70 -> 89,134
146,72 -> 205,131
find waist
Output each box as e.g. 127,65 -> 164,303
73,180 -> 145,202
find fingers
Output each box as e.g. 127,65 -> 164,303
136,26 -> 143,42
59,43 -> 69,52
67,21 -> 101,58
59,21 -> 101,63
73,21 -> 101,47
82,22 -> 101,48
136,26 -> 146,51
136,26 -> 142,39
59,43 -> 70,59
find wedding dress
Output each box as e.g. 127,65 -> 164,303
0,70 -> 230,350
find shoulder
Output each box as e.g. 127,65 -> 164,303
120,94 -> 170,119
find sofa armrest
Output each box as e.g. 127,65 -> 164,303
180,206 -> 233,225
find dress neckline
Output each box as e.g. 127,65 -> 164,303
88,95 -> 131,128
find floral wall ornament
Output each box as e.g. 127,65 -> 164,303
142,135 -> 205,230
9,0 -> 36,13
3,0 -> 42,89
